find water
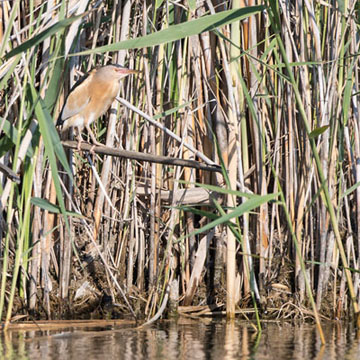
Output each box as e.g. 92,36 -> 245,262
1,319 -> 360,359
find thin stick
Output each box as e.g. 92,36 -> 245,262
116,96 -> 218,166
86,153 -> 120,215
61,140 -> 222,173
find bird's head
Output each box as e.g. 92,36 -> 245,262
96,64 -> 140,82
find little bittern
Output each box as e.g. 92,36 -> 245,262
57,64 -> 138,148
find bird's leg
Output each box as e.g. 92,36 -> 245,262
76,127 -> 84,151
85,124 -> 102,154
85,124 -> 102,146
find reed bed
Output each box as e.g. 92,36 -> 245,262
1,0 -> 360,338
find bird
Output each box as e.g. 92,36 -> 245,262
57,64 -> 139,149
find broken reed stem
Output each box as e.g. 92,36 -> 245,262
61,140 -> 222,173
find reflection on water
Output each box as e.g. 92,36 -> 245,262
1,319 -> 360,360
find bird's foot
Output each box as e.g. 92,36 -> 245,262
90,139 -> 104,155
89,140 -> 104,155
89,145 -> 97,155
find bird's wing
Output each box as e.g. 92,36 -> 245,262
58,70 -> 96,123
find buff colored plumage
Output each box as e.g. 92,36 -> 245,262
57,65 -> 138,148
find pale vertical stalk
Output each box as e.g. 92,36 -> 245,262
42,175 -> 56,317
348,3 -> 360,302
93,1 -> 129,242
29,141 -> 44,310
154,9 -> 164,280
250,0 -> 268,281
178,18 -> 196,288
27,3 -> 43,302
282,0 -> 295,238
60,215 -> 72,299
126,204 -> 136,288
224,0 -> 241,320
142,3 -> 159,286
189,32 -> 207,273
136,216 -> 145,290
279,0 -> 311,296
201,2 -> 227,172
236,0 -> 250,296
183,111 -> 196,287
87,2 -> 104,71
303,0 -> 329,311
226,142 -> 237,319
64,0 -> 89,56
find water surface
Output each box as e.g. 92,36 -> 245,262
1,319 -> 359,359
